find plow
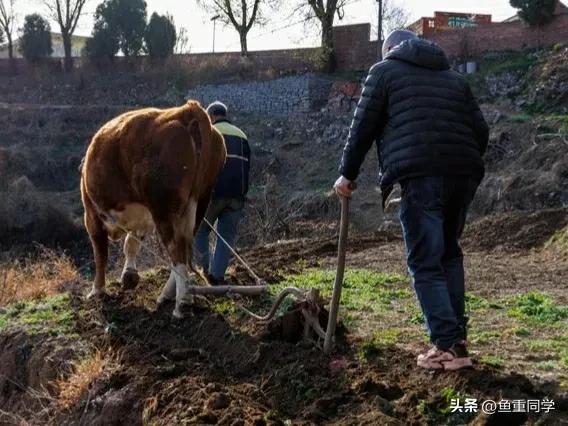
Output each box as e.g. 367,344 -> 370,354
183,196 -> 351,354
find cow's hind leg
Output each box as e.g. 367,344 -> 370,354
84,200 -> 109,299
157,270 -> 176,306
121,233 -> 141,290
155,198 -> 198,318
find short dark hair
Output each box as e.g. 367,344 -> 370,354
206,101 -> 228,117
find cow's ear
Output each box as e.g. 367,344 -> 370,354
187,119 -> 202,150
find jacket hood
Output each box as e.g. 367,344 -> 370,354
385,39 -> 450,70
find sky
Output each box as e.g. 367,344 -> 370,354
15,0 -> 517,53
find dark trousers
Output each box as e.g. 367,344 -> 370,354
194,197 -> 243,280
399,176 -> 478,350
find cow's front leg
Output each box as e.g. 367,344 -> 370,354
121,233 -> 141,290
84,195 -> 109,299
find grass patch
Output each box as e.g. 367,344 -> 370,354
480,355 -> 505,368
408,310 -> 425,325
536,361 -> 558,372
561,353 -> 568,368
527,336 -> 568,353
470,330 -> 500,345
211,299 -> 237,315
0,293 -> 75,336
514,327 -> 531,337
508,292 -> 568,325
359,328 -> 400,360
465,293 -> 490,311
274,269 -> 409,315
418,387 -> 477,424
506,113 -> 532,123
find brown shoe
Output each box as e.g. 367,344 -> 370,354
417,342 -> 473,370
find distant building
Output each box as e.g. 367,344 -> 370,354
0,32 -> 90,59
408,12 -> 492,36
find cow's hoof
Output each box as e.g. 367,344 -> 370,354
172,307 -> 184,319
156,296 -> 174,311
172,303 -> 193,319
86,288 -> 106,300
121,268 -> 140,290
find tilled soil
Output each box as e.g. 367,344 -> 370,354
1,210 -> 567,425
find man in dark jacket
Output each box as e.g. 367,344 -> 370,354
334,30 -> 489,370
194,101 -> 251,285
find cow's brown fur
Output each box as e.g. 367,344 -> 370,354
81,101 -> 226,313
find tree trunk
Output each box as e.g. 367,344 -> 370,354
62,32 -> 73,72
321,16 -> 337,73
7,33 -> 15,75
7,33 -> 13,59
239,31 -> 248,57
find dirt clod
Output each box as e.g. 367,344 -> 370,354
205,392 -> 231,411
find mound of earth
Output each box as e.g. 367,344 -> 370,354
463,208 -> 568,251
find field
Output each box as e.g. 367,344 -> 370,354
1,47 -> 568,425
0,208 -> 567,425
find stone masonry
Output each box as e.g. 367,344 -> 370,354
186,74 -> 334,116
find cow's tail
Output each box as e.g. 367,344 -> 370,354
182,102 -> 216,284
183,101 -> 216,192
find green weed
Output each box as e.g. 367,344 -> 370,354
275,269 -> 409,315
508,292 -> 568,325
211,299 -> 236,315
506,113 -> 532,123
514,327 -> 531,337
0,293 -> 75,336
470,330 -> 500,345
359,328 -> 400,360
439,387 -> 465,415
536,361 -> 558,372
480,355 -> 505,368
561,353 -> 568,368
465,293 -> 490,311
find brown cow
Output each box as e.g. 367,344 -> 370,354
81,101 -> 226,318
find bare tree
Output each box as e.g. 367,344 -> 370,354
302,0 -> 348,71
373,0 -> 409,41
198,0 -> 274,56
43,0 -> 88,71
0,0 -> 16,61
175,25 -> 190,54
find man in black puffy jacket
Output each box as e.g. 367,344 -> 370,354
194,101 -> 251,285
334,30 -> 489,370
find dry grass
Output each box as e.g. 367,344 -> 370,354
55,349 -> 121,411
0,249 -> 78,306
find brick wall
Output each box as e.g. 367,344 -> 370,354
428,14 -> 568,58
1,16 -> 565,77
0,24 -> 376,77
333,23 -> 379,70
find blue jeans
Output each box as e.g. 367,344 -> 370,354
399,176 -> 478,350
194,197 -> 243,280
